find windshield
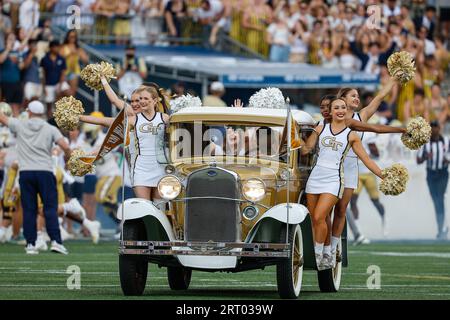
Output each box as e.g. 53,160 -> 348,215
170,122 -> 286,163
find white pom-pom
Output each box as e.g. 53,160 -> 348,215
170,94 -> 202,113
248,87 -> 285,109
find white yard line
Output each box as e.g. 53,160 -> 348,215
349,251 -> 450,258
1,283 -> 450,289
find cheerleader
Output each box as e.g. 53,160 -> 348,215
301,97 -> 384,270
330,78 -> 401,262
80,79 -> 169,201
126,85 -> 169,200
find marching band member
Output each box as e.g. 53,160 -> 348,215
0,103 -> 21,243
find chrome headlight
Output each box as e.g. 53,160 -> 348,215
157,175 -> 182,200
242,178 -> 266,202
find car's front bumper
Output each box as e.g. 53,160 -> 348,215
119,240 -> 291,258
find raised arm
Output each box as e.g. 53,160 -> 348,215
359,77 -> 398,122
100,76 -> 128,110
350,133 -> 382,178
80,115 -> 114,128
345,118 -> 406,134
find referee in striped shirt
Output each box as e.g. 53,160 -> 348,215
417,120 -> 449,240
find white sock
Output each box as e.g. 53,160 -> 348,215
323,245 -> 331,256
331,236 -> 340,253
314,242 -> 324,256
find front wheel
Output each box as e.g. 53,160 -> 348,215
167,266 -> 192,290
317,237 -> 342,292
276,224 -> 304,299
119,220 -> 148,296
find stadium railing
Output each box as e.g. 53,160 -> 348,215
40,12 -> 264,60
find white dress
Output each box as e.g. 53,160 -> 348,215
128,112 -> 166,187
343,113 -> 363,189
306,123 -> 352,199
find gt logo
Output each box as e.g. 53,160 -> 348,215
321,136 -> 343,151
139,123 -> 159,135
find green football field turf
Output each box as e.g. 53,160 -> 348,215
0,241 -> 449,300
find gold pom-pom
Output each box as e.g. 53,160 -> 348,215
387,51 -> 416,84
53,96 -> 84,131
67,149 -> 94,177
401,117 -> 431,150
80,61 -> 116,91
379,163 -> 409,196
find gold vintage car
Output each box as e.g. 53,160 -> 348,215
118,107 -> 348,299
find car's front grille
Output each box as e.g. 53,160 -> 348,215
185,167 -> 240,242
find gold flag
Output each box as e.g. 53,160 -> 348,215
279,112 -> 301,151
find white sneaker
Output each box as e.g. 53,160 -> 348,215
35,235 -> 48,251
83,220 -> 101,244
64,199 -> 86,218
354,234 -> 370,246
25,244 -> 39,255
331,251 -> 337,268
50,241 -> 69,255
315,253 -> 323,270
320,254 -> 333,270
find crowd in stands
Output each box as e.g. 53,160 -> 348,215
0,0 -> 449,125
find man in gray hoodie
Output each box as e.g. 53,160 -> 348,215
0,101 -> 72,254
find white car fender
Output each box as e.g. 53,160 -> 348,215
117,198 -> 175,241
245,203 -> 309,242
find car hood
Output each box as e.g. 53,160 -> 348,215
174,163 -> 280,181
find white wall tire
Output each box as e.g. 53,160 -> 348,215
276,224 -> 304,299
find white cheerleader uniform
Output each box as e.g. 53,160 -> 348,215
128,112 -> 166,187
343,112 -> 364,189
306,123 -> 352,199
